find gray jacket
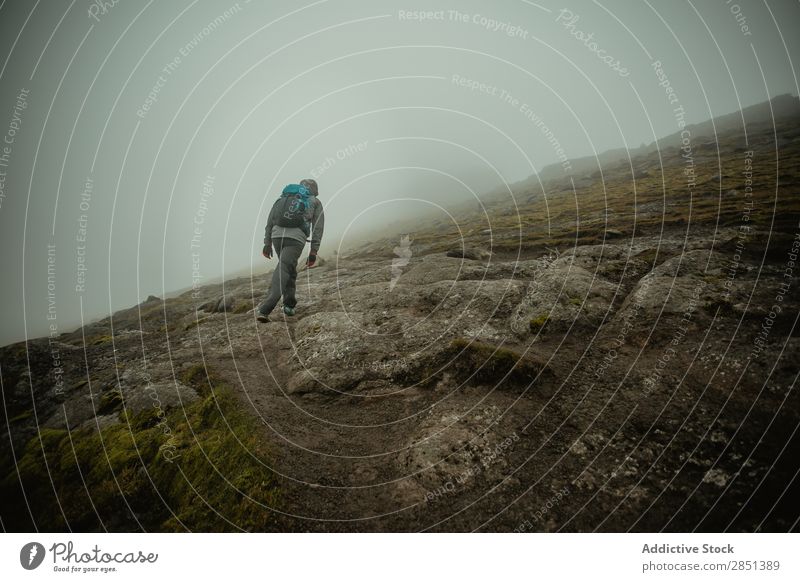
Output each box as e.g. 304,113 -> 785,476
265,194 -> 325,253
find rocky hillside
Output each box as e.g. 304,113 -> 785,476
1,117 -> 799,532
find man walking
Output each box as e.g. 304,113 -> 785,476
257,178 -> 324,322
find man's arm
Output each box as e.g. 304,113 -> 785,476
263,202 -> 277,257
309,198 -> 325,253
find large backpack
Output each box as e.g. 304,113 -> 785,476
274,184 -> 312,233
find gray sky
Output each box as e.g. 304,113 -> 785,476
1,0 -> 798,345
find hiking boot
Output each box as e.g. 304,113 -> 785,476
256,312 -> 270,323
282,306 -> 296,316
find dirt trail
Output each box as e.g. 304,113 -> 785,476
207,315 -> 562,531
206,313 -> 637,532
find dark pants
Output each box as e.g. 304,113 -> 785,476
259,238 -> 304,315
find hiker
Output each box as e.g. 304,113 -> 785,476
257,178 -> 324,322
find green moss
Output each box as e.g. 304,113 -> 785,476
529,314 -> 549,334
442,338 -> 547,386
0,365 -> 279,532
8,410 -> 32,423
181,363 -> 225,397
98,388 -> 124,415
568,297 -> 582,306
634,248 -> 661,267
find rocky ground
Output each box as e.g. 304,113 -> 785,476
1,120 -> 799,532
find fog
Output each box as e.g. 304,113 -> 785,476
1,0 -> 798,345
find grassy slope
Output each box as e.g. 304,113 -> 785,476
0,364 -> 279,532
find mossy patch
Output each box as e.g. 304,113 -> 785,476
0,365 -> 279,532
438,338 -> 549,387
529,314 -> 549,334
181,363 -> 224,397
98,387 -> 124,415
8,410 -> 32,423
633,248 -> 672,272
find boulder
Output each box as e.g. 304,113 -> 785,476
43,391 -> 100,430
401,403 -> 517,495
510,263 -> 618,336
121,381 -> 199,415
